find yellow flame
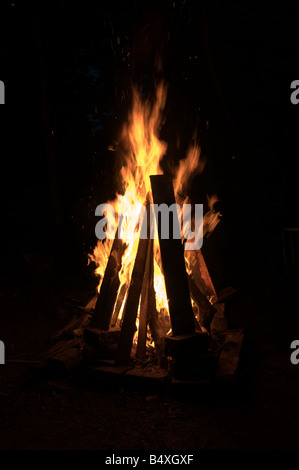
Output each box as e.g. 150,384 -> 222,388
90,83 -> 169,323
88,237 -> 113,292
89,82 -> 220,340
173,140 -> 203,200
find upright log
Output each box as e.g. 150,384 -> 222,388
110,282 -> 127,327
150,175 -> 195,336
115,202 -> 150,365
136,238 -> 153,361
92,228 -> 127,330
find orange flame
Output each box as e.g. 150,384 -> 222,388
89,83 -> 169,323
173,139 -> 205,201
89,82 -> 220,338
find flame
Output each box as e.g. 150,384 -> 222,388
204,194 -> 221,236
90,83 -> 170,326
173,139 -> 205,201
89,81 -> 221,342
88,236 -> 113,292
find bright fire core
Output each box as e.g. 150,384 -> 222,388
88,82 -> 220,340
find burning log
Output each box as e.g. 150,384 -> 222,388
147,294 -> 166,363
185,249 -> 218,303
115,202 -> 150,365
92,226 -> 127,330
110,282 -> 127,327
135,233 -> 166,363
150,175 -> 195,336
188,275 -> 216,333
196,249 -> 218,301
136,237 -> 153,361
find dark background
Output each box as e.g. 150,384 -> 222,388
1,0 -> 299,290
1,0 -> 299,453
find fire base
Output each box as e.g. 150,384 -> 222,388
40,291 -> 245,394
81,327 -> 245,394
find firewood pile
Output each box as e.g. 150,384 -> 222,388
40,175 -> 244,391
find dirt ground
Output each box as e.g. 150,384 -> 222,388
0,271 -> 299,453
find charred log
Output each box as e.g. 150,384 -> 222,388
115,202 -> 150,365
150,175 -> 195,336
92,232 -> 127,330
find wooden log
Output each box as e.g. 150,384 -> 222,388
210,303 -> 228,333
136,237 -> 153,361
52,306 -> 92,340
115,202 -> 150,365
196,249 -> 217,301
165,331 -> 209,359
84,326 -> 122,361
84,326 -> 121,349
147,295 -> 166,364
150,175 -> 195,336
188,275 -> 215,332
43,337 -> 84,375
147,218 -> 169,356
186,249 -> 218,303
110,282 -> 128,327
92,227 -> 127,330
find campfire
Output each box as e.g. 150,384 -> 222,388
87,82 -> 219,354
44,82 -> 243,387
